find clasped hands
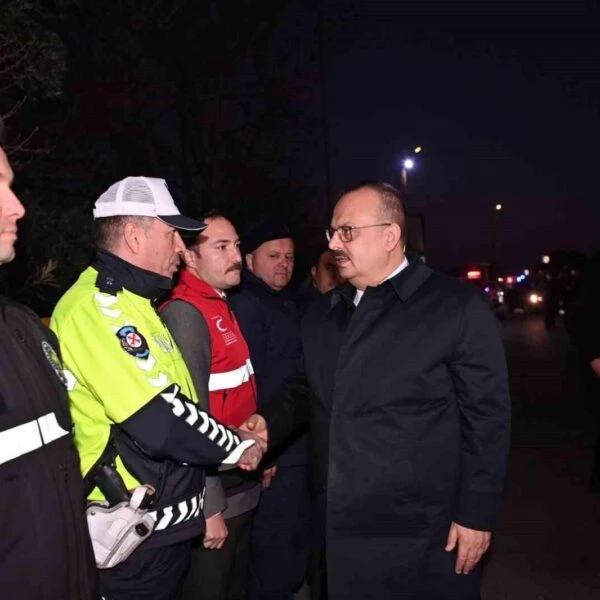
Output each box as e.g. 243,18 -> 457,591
231,414 -> 269,472
204,415 -> 270,551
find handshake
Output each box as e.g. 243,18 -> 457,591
231,414 -> 269,472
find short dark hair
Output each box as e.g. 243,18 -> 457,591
198,208 -> 225,222
93,216 -> 153,251
338,181 -> 407,244
309,245 -> 332,268
0,118 -> 5,147
182,208 -> 228,249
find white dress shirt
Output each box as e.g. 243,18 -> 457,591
354,257 -> 409,306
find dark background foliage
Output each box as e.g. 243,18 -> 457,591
0,0 -> 328,314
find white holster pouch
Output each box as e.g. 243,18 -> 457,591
86,486 -> 156,569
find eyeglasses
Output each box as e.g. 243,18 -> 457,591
325,223 -> 391,243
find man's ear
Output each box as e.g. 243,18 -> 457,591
245,252 -> 254,272
182,248 -> 197,270
385,223 -> 402,251
122,219 -> 143,254
310,265 -> 317,281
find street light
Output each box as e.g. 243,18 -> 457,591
490,202 -> 504,279
400,159 -> 415,194
542,255 -> 551,264
400,147 -> 422,196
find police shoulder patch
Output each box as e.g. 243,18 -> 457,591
41,340 -> 69,388
116,325 -> 150,360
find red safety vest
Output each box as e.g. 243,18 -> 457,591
167,270 -> 257,427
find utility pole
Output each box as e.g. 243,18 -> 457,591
318,0 -> 333,220
490,203 -> 503,279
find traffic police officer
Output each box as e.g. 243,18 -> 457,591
51,177 -> 264,600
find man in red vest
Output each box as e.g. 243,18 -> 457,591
160,211 -> 262,600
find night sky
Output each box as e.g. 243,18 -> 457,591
325,0 -> 600,272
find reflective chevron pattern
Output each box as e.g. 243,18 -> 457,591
149,490 -> 205,531
159,384 -> 241,452
94,292 -> 171,389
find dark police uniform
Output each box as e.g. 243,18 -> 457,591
0,297 -> 97,600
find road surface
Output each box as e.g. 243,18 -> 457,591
482,316 -> 600,599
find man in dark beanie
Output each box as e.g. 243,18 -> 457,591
230,217 -> 311,600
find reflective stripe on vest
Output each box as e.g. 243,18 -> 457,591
208,358 -> 254,392
0,412 -> 70,466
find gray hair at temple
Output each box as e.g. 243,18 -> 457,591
338,181 -> 407,245
93,216 -> 154,252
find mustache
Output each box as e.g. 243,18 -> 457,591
226,263 -> 242,273
333,251 -> 349,261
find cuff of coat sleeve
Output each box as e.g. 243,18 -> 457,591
221,439 -> 255,465
259,405 -> 289,451
203,477 -> 228,517
454,492 -> 502,532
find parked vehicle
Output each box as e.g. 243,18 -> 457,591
466,280 -> 509,319
504,282 -> 544,314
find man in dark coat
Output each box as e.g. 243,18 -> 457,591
0,129 -> 97,598
564,253 -> 600,492
229,219 -> 311,600
245,182 -> 510,599
295,246 -> 343,314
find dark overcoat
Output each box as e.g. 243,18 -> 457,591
229,271 -> 307,465
301,260 -> 510,600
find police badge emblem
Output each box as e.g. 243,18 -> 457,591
41,340 -> 69,388
116,325 -> 150,360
